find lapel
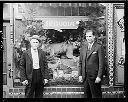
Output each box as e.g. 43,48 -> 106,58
82,41 -> 88,61
86,41 -> 97,59
26,49 -> 33,63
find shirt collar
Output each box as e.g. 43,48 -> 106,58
88,41 -> 94,47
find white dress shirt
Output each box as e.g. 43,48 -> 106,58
31,48 -> 40,69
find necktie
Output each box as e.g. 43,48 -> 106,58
88,44 -> 91,50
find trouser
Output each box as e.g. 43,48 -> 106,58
25,69 -> 44,98
83,77 -> 102,98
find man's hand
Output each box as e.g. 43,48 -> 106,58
79,76 -> 83,82
22,80 -> 28,85
44,79 -> 48,85
95,77 -> 101,83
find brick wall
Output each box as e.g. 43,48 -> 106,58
43,86 -> 84,98
6,85 -> 125,98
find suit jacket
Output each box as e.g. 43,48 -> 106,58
20,48 -> 50,83
79,41 -> 105,81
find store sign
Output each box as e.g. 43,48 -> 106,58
43,18 -> 79,29
35,17 -> 89,30
45,20 -> 76,28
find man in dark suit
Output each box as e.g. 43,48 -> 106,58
79,29 -> 105,98
20,35 -> 49,98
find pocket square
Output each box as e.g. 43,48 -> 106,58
92,52 -> 97,54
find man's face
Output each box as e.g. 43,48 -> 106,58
85,31 -> 95,44
30,39 -> 39,49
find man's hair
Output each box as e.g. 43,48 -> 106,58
85,29 -> 96,36
83,29 -> 97,41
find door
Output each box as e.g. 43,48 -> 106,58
3,22 -> 13,98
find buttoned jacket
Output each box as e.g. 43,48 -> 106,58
79,41 -> 105,81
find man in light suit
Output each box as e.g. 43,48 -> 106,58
79,29 -> 105,98
20,35 -> 49,98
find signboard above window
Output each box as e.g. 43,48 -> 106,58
35,17 -> 90,29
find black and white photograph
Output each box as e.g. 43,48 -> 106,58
3,2 -> 125,98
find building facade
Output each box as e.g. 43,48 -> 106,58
3,3 -> 125,98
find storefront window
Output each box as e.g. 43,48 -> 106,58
13,3 -> 108,87
13,20 -> 108,87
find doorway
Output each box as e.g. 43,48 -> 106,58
3,22 -> 13,98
